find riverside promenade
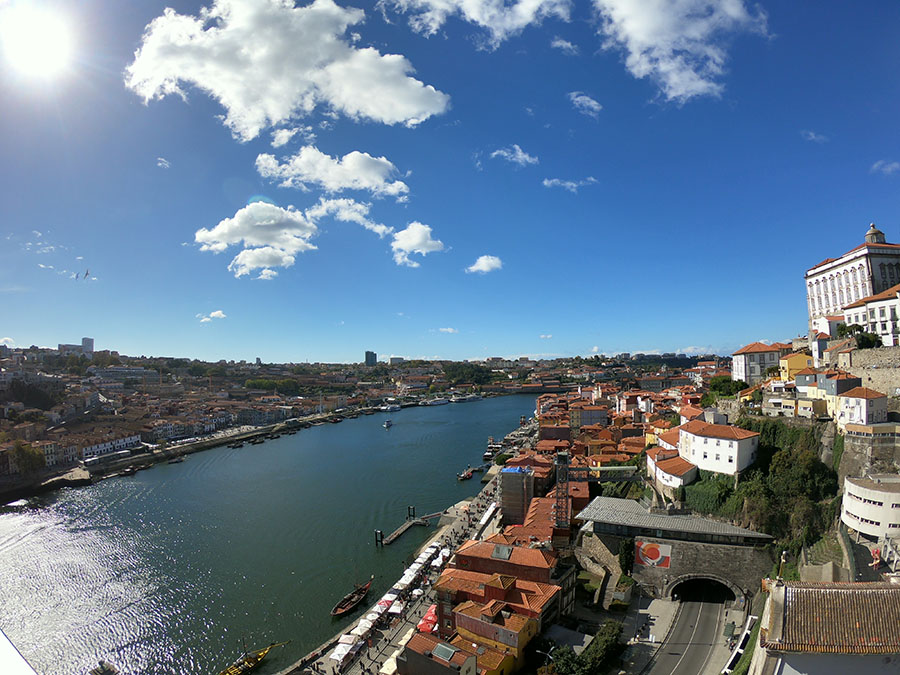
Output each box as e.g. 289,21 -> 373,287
276,475 -> 504,675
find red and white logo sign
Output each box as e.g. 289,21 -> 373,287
635,540 -> 671,568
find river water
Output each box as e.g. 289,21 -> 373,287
0,395 -> 534,675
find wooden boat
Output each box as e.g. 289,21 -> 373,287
217,641 -> 289,675
331,574 -> 374,616
457,469 -> 473,481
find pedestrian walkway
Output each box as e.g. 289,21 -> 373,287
619,597 -> 680,673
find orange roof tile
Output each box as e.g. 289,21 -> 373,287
839,386 -> 886,399
681,419 -> 759,441
733,341 -> 783,355
655,456 -> 697,477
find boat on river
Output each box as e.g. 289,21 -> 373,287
88,660 -> 120,675
383,420 -> 392,428
216,641 -> 289,675
457,467 -> 473,481
331,574 -> 374,616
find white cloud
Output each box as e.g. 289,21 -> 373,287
489,144 -> 538,166
197,309 -> 226,322
391,221 -> 444,267
540,334 -> 553,339
256,145 -> 409,199
800,129 -> 827,143
257,269 -> 279,280
37,263 -> 54,269
551,36 -> 578,54
75,256 -> 83,260
678,345 -> 713,354
380,0 -> 570,46
871,159 -> 900,175
271,125 -> 315,148
32,230 -> 42,238
0,337 -> 14,348
568,91 -> 602,119
305,197 -> 393,237
125,0 -> 450,142
542,176 -> 597,193
590,345 -> 599,353
438,327 -> 458,333
195,201 -> 317,277
156,157 -> 170,169
466,255 -> 502,274
592,0 -> 766,102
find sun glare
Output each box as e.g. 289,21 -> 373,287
0,5 -> 73,79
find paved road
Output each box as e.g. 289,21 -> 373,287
648,599 -> 724,675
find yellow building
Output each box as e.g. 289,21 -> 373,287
779,352 -> 813,382
453,601 -> 538,669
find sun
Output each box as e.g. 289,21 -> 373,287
0,5 -> 73,79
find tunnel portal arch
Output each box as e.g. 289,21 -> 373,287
665,573 -> 741,602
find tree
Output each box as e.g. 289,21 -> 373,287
10,441 -> 45,475
766,365 -> 780,377
855,332 -> 882,349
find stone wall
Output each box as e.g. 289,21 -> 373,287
601,534 -> 772,601
841,433 -> 900,479
847,346 -> 900,397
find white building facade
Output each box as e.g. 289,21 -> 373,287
840,474 -> 900,541
805,223 -> 900,331
732,342 -> 792,384
842,283 -> 900,346
836,387 -> 888,430
678,420 -> 759,475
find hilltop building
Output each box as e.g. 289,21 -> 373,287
364,350 -> 377,366
805,223 -> 900,332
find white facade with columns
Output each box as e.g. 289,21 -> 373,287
805,224 -> 900,331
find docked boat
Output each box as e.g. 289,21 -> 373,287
331,574 -> 374,616
228,441 -> 245,449
383,420 -> 393,428
168,456 -> 184,464
379,403 -> 401,412
216,641 -> 289,675
250,438 -> 265,445
457,466 -> 473,481
449,395 -> 466,403
420,398 -> 449,406
482,449 -> 494,461
120,466 -> 137,476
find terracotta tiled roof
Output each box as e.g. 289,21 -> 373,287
794,368 -> 818,376
448,634 -> 508,670
406,632 -> 472,667
455,539 -> 556,569
843,281 -> 900,309
763,582 -> 900,654
680,419 -> 759,441
655,456 -> 696,477
679,405 -> 704,420
839,386 -> 886,399
657,428 -> 681,448
815,332 -> 831,339
733,341 -> 784,355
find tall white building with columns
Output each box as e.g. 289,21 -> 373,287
805,224 -> 900,332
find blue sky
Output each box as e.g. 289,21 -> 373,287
1,0 -> 899,363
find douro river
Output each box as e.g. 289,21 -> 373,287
0,395 -> 534,674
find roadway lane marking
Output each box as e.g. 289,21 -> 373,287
669,601 -> 705,675
697,602 -> 724,675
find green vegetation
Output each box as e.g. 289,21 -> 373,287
766,365 -> 780,376
10,441 -> 46,474
4,379 -> 63,410
831,432 -> 844,472
685,418 -> 838,555
442,362 -> 493,385
730,620 -> 760,675
618,537 -> 635,576
701,375 -> 748,406
855,332 -> 882,349
493,453 -> 512,466
551,621 -> 623,675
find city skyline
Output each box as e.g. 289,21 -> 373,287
2,1 -> 899,362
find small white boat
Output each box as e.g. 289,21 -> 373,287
383,420 -> 392,428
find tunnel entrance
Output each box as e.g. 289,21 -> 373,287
670,577 -> 736,603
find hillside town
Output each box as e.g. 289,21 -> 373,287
3,224 -> 900,675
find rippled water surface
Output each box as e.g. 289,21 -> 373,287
0,395 -> 534,674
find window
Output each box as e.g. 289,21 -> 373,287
728,455 -> 734,463
715,454 -> 720,461
703,452 -> 708,459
